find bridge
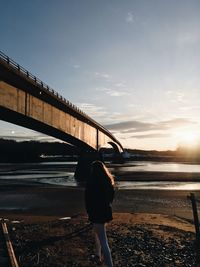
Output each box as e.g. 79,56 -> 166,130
0,51 -> 123,179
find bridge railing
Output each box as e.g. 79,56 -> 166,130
0,51 -> 86,115
0,51 -> 122,148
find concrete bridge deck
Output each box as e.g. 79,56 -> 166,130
0,51 -> 123,153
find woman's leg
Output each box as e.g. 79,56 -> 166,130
94,230 -> 102,260
93,223 -> 113,267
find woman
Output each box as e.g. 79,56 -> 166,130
85,160 -> 114,267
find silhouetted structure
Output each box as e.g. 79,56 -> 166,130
0,51 -> 123,179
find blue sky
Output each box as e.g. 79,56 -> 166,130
0,0 -> 200,150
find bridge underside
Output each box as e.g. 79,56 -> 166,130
0,105 -> 93,151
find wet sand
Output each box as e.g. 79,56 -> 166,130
0,182 -> 197,222
113,170 -> 200,181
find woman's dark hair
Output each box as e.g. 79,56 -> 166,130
90,160 -> 114,185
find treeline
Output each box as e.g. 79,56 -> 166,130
0,139 -> 78,162
125,146 -> 200,162
0,139 -> 200,163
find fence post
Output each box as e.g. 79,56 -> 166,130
188,193 -> 200,266
188,193 -> 200,240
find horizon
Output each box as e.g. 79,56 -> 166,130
1,137 -> 200,154
1,1 -> 200,150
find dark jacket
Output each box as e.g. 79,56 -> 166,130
85,178 -> 114,223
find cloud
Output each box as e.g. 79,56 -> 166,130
105,120 -> 155,132
104,118 -> 196,133
95,72 -> 112,80
130,133 -> 171,139
76,102 -> 108,118
106,89 -> 129,97
0,133 -> 56,142
94,73 -> 131,97
159,118 -> 196,128
179,105 -> 200,111
96,87 -> 130,97
176,92 -> 185,102
125,12 -> 134,23
115,82 -> 126,88
165,90 -> 187,103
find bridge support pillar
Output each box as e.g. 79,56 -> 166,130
74,151 -> 102,182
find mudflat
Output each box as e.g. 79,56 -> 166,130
0,173 -> 199,266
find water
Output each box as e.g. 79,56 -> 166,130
0,162 -> 77,186
0,161 -> 200,190
116,181 -> 200,190
109,161 -> 200,173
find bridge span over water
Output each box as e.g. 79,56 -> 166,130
0,51 -> 123,156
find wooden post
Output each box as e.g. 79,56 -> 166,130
188,193 -> 200,266
2,221 -> 19,267
188,193 -> 200,240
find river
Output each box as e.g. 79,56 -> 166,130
0,161 -> 200,190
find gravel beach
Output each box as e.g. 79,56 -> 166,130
8,213 -> 197,267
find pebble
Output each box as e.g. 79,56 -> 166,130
109,223 -> 196,266
9,219 -> 198,266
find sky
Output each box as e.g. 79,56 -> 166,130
0,0 -> 200,150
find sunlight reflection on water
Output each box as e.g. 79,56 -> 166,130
111,161 -> 200,173
116,181 -> 200,190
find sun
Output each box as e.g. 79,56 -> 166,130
176,131 -> 199,147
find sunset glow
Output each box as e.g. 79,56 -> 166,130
176,131 -> 199,148
0,1 -> 200,150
